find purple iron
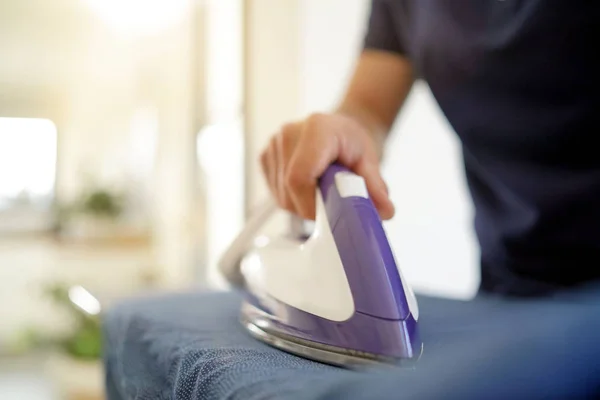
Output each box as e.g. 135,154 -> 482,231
219,164 -> 422,368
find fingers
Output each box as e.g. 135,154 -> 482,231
327,116 -> 394,220
260,137 -> 278,199
285,114 -> 343,220
262,113 -> 395,221
353,159 -> 395,220
261,123 -> 301,214
275,124 -> 298,212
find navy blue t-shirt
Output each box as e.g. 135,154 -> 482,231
364,0 -> 600,296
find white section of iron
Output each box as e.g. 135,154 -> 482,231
239,170 -> 419,322
334,171 -> 369,198
217,200 -> 278,286
241,187 -> 355,322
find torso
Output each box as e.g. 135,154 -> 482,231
387,0 -> 600,295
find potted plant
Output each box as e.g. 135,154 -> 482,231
11,283 -> 105,400
43,283 -> 105,400
55,187 -> 126,241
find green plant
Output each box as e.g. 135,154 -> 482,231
51,188 -> 125,234
45,283 -> 102,360
79,189 -> 123,218
10,283 -> 102,360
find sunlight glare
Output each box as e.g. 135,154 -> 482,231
0,117 -> 57,200
84,0 -> 190,38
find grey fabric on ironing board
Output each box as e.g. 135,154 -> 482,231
103,288 -> 600,400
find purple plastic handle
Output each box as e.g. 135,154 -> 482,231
318,163 -> 410,320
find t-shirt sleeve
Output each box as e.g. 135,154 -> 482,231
363,0 -> 404,54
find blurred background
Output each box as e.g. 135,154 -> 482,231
0,0 -> 479,399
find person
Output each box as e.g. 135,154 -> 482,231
259,1 -> 600,297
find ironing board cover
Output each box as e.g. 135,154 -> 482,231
103,287 -> 600,400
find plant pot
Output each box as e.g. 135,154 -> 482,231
45,351 -> 105,400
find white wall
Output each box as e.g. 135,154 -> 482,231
244,0 -> 303,210
1,0 -> 202,288
245,0 -> 479,298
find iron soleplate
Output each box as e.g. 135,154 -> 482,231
240,303 -> 422,370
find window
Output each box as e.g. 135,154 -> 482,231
0,117 -> 57,210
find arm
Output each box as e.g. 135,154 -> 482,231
336,50 -> 414,160
261,1 -> 412,219
337,0 -> 413,159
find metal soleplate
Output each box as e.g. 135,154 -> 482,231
240,306 -> 422,370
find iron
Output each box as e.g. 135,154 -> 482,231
219,164 -> 422,368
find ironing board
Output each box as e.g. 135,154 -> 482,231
103,286 -> 600,400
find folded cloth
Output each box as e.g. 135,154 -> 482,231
103,286 -> 600,400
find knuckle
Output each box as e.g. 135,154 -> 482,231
307,112 -> 326,126
280,123 -> 296,135
280,123 -> 300,147
305,113 -> 333,141
259,150 -> 269,167
285,169 -> 304,190
269,135 -> 278,150
275,131 -> 285,149
279,134 -> 293,153
280,126 -> 293,141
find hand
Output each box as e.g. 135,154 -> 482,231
260,112 -> 395,220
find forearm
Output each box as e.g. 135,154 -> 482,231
334,50 -> 415,160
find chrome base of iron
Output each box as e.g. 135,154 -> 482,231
240,303 -> 423,369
